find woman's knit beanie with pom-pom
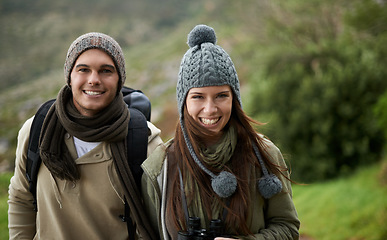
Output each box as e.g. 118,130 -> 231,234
176,24 -> 241,116
176,24 -> 282,199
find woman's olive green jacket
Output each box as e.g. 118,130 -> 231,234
141,138 -> 300,240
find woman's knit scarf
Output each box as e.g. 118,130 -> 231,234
199,126 -> 237,170
39,85 -> 157,240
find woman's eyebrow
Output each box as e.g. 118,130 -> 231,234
188,91 -> 203,95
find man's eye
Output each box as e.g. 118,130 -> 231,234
78,68 -> 89,72
101,69 -> 113,73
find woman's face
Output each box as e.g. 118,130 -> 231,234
186,85 -> 233,136
70,49 -> 119,117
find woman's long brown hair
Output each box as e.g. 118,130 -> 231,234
166,96 -> 288,235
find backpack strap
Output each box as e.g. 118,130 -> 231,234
122,108 -> 149,238
26,99 -> 55,211
126,107 -> 148,191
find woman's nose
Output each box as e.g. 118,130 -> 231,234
203,100 -> 217,113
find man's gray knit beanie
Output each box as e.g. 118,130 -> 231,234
176,24 -> 242,117
64,32 -> 126,88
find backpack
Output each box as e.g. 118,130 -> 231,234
25,86 -> 151,238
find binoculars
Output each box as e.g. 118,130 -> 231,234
177,217 -> 224,240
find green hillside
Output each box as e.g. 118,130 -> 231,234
293,160 -> 387,240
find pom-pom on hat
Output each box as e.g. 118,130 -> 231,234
64,32 -> 126,90
177,25 -> 282,199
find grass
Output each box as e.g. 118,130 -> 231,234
0,172 -> 13,240
0,162 -> 386,239
293,162 -> 387,240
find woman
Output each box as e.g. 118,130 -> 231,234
142,25 -> 300,239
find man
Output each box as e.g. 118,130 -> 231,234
8,32 -> 162,239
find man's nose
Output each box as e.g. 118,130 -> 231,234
88,71 -> 101,86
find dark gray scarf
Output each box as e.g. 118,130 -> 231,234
39,85 -> 157,239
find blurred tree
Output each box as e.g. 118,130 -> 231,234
247,0 -> 387,182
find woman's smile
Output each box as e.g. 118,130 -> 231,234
200,117 -> 221,126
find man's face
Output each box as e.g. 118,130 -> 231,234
70,49 -> 119,117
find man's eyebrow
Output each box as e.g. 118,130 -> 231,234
74,64 -> 89,68
101,64 -> 116,70
74,64 -> 116,70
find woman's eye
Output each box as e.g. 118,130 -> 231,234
192,95 -> 203,99
217,93 -> 229,98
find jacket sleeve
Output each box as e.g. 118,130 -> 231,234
8,117 -> 37,239
239,140 -> 300,240
141,143 -> 169,240
147,121 -> 164,156
141,169 -> 161,236
252,190 -> 300,240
